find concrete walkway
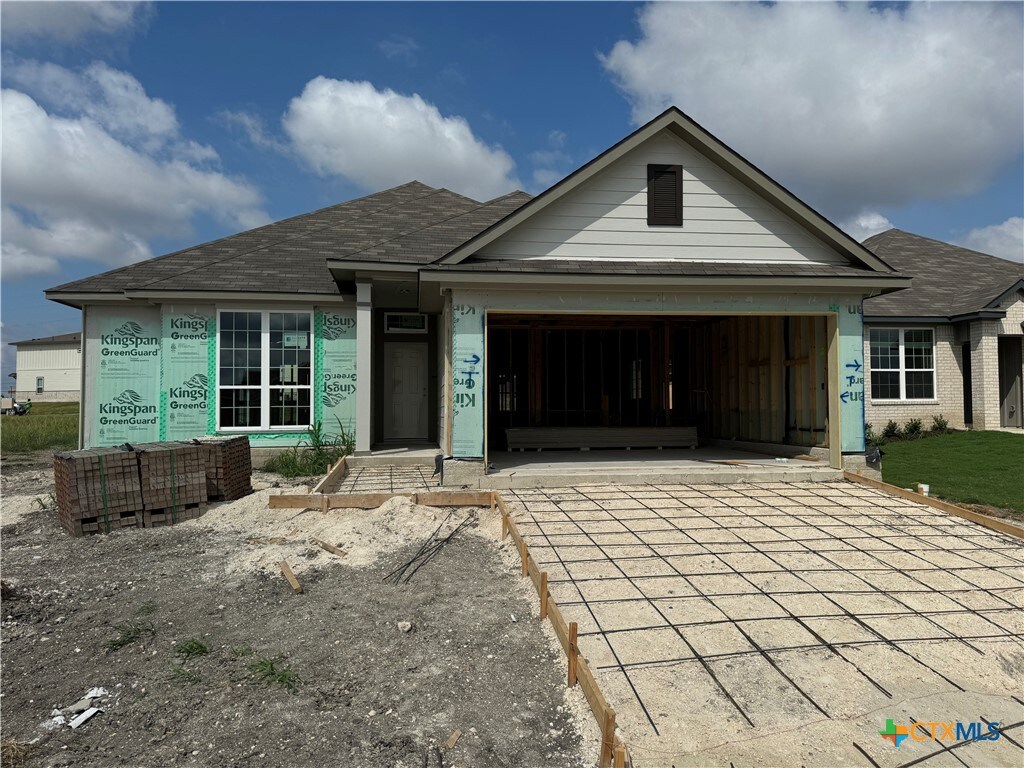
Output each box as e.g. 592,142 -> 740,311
506,481 -> 1024,767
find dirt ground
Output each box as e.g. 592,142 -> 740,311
507,482 -> 1024,767
1,455 -> 597,767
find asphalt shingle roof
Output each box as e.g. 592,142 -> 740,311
862,229 -> 1023,318
47,182 -> 531,296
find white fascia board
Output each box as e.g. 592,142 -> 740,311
420,270 -> 911,292
327,260 -> 422,274
123,290 -> 351,304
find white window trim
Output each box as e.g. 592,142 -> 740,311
216,308 -> 315,432
35,376 -> 45,394
384,312 -> 428,334
869,326 -> 937,402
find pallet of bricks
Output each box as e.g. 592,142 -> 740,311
191,435 -> 252,501
53,447 -> 144,537
133,442 -> 209,527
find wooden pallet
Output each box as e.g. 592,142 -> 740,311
141,503 -> 207,528
60,509 -> 140,537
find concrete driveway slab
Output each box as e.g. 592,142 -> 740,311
506,481 -> 1024,767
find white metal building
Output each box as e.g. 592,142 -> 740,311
8,332 -> 82,402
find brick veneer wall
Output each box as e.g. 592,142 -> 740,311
864,291 -> 1023,433
863,324 -> 966,430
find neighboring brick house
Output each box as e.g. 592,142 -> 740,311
862,229 -> 1024,431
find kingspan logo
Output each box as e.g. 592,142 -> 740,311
101,320 -> 159,349
321,314 -> 355,340
170,373 -> 208,401
100,389 -> 157,417
170,313 -> 208,339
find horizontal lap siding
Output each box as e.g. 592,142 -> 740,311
478,133 -> 847,265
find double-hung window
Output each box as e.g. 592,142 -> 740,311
869,327 -> 935,401
218,310 -> 312,430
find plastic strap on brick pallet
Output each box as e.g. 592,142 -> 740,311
98,454 -> 111,534
170,449 -> 178,525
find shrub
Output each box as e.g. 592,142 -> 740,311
864,422 -> 883,448
263,418 -> 355,478
882,420 -> 902,441
904,418 -> 924,439
931,413 -> 950,434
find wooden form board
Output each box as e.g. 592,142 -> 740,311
268,489 -> 495,510
843,472 -> 1024,540
310,456 -> 347,495
495,495 -> 629,768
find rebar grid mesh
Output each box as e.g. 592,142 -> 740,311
334,465 -> 439,493
505,481 -> 1024,766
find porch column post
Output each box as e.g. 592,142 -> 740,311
355,280 -> 373,453
970,319 -> 1000,429
826,312 -> 842,469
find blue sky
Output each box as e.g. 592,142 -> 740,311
2,1 -> 1022,382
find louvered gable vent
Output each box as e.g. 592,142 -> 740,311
647,164 -> 682,226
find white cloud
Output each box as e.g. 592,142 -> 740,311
1,1 -> 150,43
1,86 -> 268,280
377,35 -> 420,65
841,211 -> 894,243
529,130 -> 571,191
958,217 -> 1024,263
216,109 -> 287,152
282,78 -> 520,201
602,2 -> 1024,218
5,59 -> 180,151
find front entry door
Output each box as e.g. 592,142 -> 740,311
998,336 -> 1023,428
384,342 -> 428,440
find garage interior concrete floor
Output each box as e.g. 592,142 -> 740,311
487,448 -> 839,487
505,481 -> 1024,767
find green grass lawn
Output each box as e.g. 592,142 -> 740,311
1,401 -> 79,454
881,431 -> 1024,514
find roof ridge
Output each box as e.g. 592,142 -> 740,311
47,181 -> 440,293
113,186 -> 446,292
887,228 -> 1024,270
338,190 -> 528,262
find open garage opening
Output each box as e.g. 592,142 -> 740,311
485,313 -> 838,470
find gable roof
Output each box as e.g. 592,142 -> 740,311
8,331 -> 81,347
46,182 -> 530,301
862,229 -> 1024,320
438,107 -> 896,274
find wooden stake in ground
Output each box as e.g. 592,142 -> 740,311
540,571 -> 549,619
600,708 -> 617,768
568,622 -> 578,687
279,559 -> 303,593
313,538 -> 347,557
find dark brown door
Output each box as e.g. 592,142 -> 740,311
998,336 -> 1023,428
